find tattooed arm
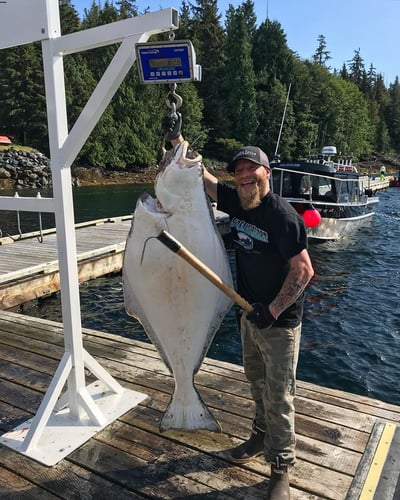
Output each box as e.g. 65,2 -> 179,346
268,249 -> 314,320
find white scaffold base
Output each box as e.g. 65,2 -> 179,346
0,381 -> 147,466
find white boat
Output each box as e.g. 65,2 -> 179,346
270,146 -> 379,242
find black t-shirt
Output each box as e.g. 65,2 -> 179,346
217,182 -> 308,327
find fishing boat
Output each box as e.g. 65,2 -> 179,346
270,146 -> 379,241
390,167 -> 400,188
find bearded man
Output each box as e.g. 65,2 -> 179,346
203,146 -> 314,500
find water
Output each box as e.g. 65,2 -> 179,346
3,184 -> 400,405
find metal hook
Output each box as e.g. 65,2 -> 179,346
140,235 -> 158,266
165,83 -> 183,111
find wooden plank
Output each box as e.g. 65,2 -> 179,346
0,378 -> 346,498
0,250 -> 124,309
0,466 -> 61,499
0,219 -> 130,285
0,319 -> 361,496
0,337 -> 367,465
2,311 -> 400,498
376,425 -> 400,498
0,441 -> 144,499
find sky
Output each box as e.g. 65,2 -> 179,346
71,0 -> 399,85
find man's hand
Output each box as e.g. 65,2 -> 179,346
162,111 -> 182,142
246,303 -> 275,329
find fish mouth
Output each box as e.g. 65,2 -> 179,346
160,141 -> 202,171
140,192 -> 168,214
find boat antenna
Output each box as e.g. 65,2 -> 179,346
274,82 -> 291,158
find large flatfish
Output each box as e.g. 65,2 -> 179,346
123,141 -> 233,432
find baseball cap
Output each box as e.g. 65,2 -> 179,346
227,146 -> 270,173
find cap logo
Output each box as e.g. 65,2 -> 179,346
235,149 -> 257,160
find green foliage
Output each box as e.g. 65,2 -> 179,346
225,5 -> 258,144
313,35 -> 331,67
0,0 -> 399,168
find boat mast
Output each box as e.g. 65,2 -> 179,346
274,82 -> 291,158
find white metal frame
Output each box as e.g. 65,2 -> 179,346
0,1 -> 178,466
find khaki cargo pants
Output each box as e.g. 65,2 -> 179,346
240,315 -> 301,465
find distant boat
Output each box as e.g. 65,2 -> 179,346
270,146 -> 379,242
390,167 -> 400,188
0,135 -> 12,145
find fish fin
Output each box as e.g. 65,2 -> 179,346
160,387 -> 221,433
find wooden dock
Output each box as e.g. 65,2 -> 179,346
0,210 -> 230,310
365,177 -> 390,195
0,310 -> 399,499
0,216 -> 131,310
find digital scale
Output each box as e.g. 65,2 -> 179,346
136,40 -> 202,84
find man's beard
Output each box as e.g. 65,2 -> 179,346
237,177 -> 267,210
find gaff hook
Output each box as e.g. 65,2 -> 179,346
140,235 -> 159,265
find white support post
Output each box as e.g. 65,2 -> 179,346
0,1 -> 178,466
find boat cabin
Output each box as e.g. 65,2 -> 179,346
270,161 -> 366,204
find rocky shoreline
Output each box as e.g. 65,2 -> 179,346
0,147 -> 396,192
0,148 -> 229,190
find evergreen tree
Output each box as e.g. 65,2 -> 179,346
0,44 -> 47,150
252,19 -> 292,85
188,0 -> 226,155
372,74 -> 391,153
347,49 -> 365,88
255,78 -> 294,158
115,0 -> 138,19
224,5 -> 258,146
288,59 -> 319,158
313,34 -> 331,67
386,77 -> 400,152
59,0 -> 82,33
0,2 -> 399,166
251,19 -> 295,156
238,0 -> 257,39
339,63 -> 349,80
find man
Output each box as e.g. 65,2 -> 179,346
203,146 -> 314,500
161,112 -> 314,497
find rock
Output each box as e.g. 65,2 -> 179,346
0,148 -> 51,190
0,167 -> 11,179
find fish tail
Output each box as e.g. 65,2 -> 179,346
160,387 -> 221,433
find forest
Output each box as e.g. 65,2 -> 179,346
0,0 -> 399,169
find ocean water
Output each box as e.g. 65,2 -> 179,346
3,185 -> 400,405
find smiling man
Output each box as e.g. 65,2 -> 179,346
203,146 -> 314,500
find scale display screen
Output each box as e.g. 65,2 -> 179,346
136,40 -> 200,84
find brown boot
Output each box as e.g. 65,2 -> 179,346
267,461 -> 290,500
229,426 -> 265,464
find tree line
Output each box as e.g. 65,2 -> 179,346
0,0 -> 399,168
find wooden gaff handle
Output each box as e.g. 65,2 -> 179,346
157,230 -> 253,313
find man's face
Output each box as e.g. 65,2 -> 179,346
233,160 -> 270,210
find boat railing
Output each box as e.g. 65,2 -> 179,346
335,164 -> 358,173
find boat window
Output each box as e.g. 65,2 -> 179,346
302,174 -> 333,199
317,177 -> 332,197
335,179 -> 356,202
272,170 -> 293,197
300,175 -> 311,195
272,170 -> 335,200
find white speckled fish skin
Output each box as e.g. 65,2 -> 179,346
123,141 -> 233,432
